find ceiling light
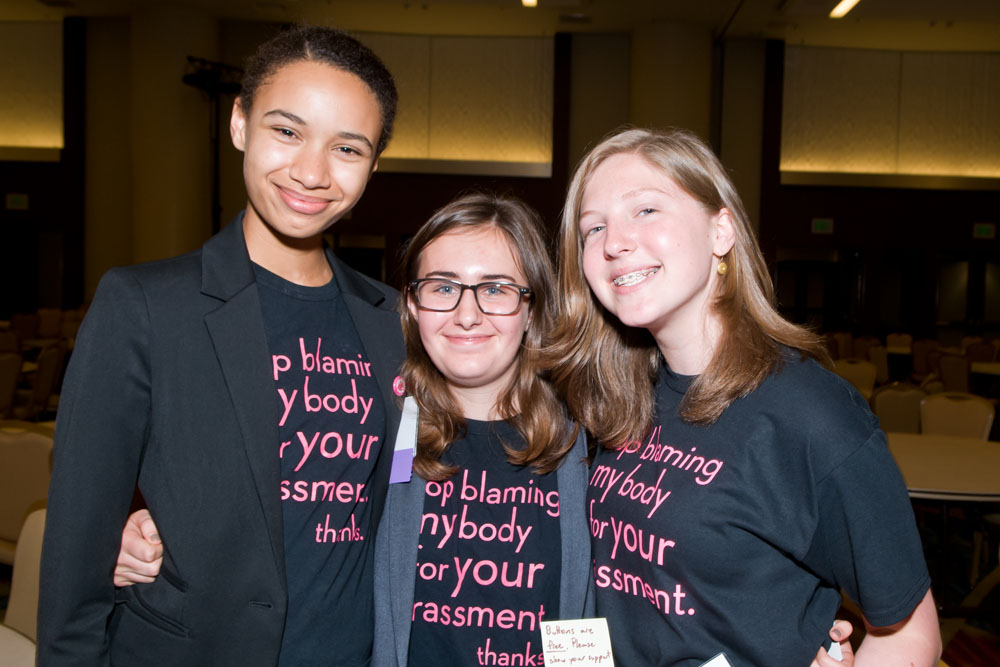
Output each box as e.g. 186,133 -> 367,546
829,0 -> 861,19
522,0 -> 538,7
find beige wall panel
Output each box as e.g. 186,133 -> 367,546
429,36 -> 552,163
216,27 -> 553,175
0,21 -> 62,150
782,46 -> 1000,181
781,46 -> 900,174
899,52 -> 1000,178
360,33 -> 431,159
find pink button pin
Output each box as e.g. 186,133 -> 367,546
392,375 -> 406,396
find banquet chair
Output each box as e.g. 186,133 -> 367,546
867,345 -> 890,385
0,423 -> 53,565
832,332 -> 853,361
8,314 -> 37,346
966,342 -> 996,363
871,382 -> 926,434
920,375 -> 945,395
920,392 -> 995,440
885,332 -> 913,350
11,343 -> 64,420
926,349 -> 944,379
938,354 -> 970,393
2,508 -> 46,643
0,624 -> 34,667
59,317 -> 81,343
852,336 -> 881,362
910,339 -> 939,382
824,332 -> 839,361
961,335 -> 985,350
35,308 -> 62,339
0,330 -> 19,353
833,358 -> 876,401
0,352 -> 21,418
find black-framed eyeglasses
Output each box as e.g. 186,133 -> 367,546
408,278 -> 533,315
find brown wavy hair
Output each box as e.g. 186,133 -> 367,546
547,127 -> 829,447
399,192 -> 577,481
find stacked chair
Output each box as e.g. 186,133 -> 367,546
833,358 -> 877,401
919,392 -> 995,440
872,382 -> 926,434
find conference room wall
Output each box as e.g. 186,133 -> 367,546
86,20 -> 719,288
719,38 -> 767,235
4,15 -> 741,311
568,33 -> 630,177
83,17 -> 131,301
0,19 -> 84,317
629,22 -> 712,142
759,41 -> 1000,337
128,5 -> 218,265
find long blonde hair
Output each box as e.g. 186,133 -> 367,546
399,192 -> 576,480
547,127 -> 829,447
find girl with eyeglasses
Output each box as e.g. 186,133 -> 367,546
370,192 -> 593,665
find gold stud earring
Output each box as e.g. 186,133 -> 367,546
717,260 -> 728,276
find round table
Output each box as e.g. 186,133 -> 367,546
887,432 -> 1000,618
887,432 -> 1000,501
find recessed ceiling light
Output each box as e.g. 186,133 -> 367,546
829,0 -> 862,19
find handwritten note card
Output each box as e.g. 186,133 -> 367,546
541,618 -> 614,665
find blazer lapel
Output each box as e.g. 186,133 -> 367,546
201,216 -> 286,583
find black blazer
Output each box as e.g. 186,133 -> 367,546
38,214 -> 405,666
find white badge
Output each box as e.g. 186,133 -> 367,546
540,618 -> 613,665
389,396 -> 417,483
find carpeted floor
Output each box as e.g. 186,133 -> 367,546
942,627 -> 1000,666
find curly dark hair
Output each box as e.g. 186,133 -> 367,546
240,24 -> 398,155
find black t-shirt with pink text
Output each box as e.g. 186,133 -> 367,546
408,419 -> 561,667
255,263 -> 386,667
588,358 -> 929,666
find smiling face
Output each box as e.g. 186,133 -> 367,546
578,152 -> 734,369
231,59 -> 383,247
409,227 -> 532,415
